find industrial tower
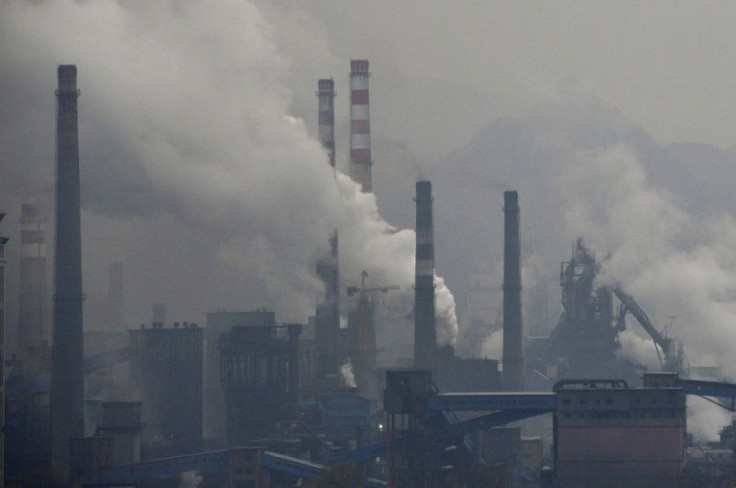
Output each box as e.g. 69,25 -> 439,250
347,271 -> 398,399
502,191 -> 523,391
315,78 -> 340,379
414,181 -> 436,372
349,60 -> 372,192
50,65 -> 85,480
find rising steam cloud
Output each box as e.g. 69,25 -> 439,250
0,2 -> 457,349
340,362 -> 357,388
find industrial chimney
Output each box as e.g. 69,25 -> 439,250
315,79 -> 340,378
414,181 -> 436,372
19,203 -> 48,357
349,60 -> 372,192
50,64 -> 85,479
317,78 -> 336,170
502,191 -> 523,391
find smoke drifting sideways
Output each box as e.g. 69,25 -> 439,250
562,146 -> 736,439
0,2 -> 457,346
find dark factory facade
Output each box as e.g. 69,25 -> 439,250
129,324 -> 203,457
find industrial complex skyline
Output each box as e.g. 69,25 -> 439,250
2,0 -> 736,457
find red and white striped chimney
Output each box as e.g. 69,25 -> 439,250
349,60 -> 372,192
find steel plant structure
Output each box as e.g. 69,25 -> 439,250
129,324 -> 203,457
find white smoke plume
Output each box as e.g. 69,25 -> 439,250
481,329 -> 504,361
340,362 -> 357,388
0,2 -> 458,351
435,275 -> 458,345
615,329 -> 662,371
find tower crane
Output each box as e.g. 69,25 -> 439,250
347,270 -> 400,298
346,271 -> 400,399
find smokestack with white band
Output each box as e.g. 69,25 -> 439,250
349,60 -> 372,192
414,181 -> 436,371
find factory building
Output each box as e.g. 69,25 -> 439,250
205,310 -> 280,439
218,320 -> 301,445
4,368 -> 51,479
554,375 -> 687,487
129,322 -> 203,457
95,401 -> 142,465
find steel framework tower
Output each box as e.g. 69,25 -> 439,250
50,65 -> 85,480
349,60 -> 372,192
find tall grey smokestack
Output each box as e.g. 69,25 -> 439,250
502,191 -> 523,391
50,64 -> 84,479
315,79 -> 339,378
414,181 -> 436,371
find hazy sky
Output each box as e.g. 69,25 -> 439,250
2,0 -> 736,380
291,1 -> 736,151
